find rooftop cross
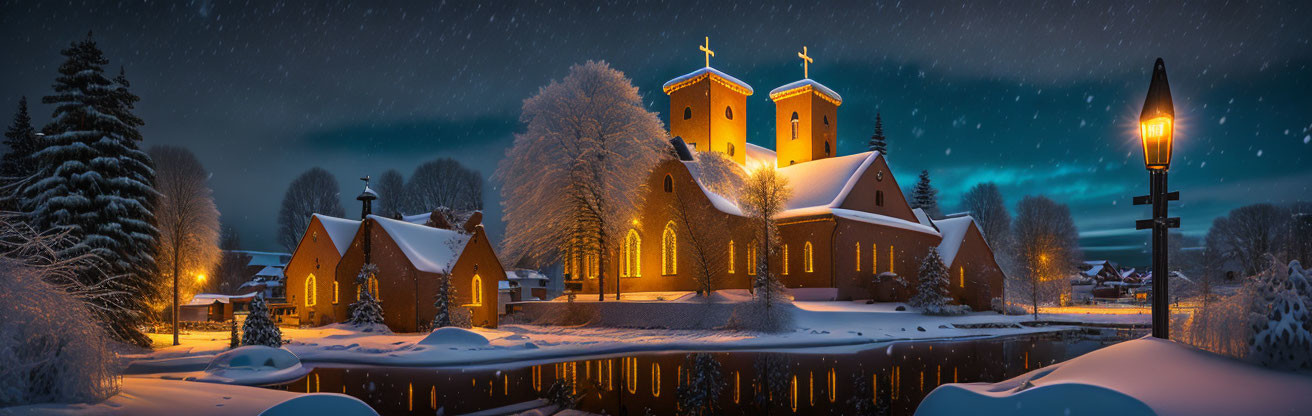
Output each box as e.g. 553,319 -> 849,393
700,36 -> 714,67
797,46 -> 813,79
360,175 -> 371,187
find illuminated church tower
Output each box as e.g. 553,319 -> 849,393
662,37 -> 753,165
770,46 -> 842,167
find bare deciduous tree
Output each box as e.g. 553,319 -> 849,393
374,169 -> 406,218
1011,195 -> 1080,319
276,167 -> 344,253
1205,203 -> 1290,276
403,158 -> 482,214
739,166 -> 791,314
148,146 -> 221,345
495,61 -> 667,301
960,182 -> 1012,248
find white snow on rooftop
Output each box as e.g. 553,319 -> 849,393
680,159 -> 745,216
401,212 -> 431,224
933,215 -> 979,266
368,214 -> 470,275
1084,264 -> 1106,277
830,208 -> 941,237
744,142 -> 777,169
776,151 -> 876,212
768,79 -> 842,104
185,292 -> 256,306
912,208 -> 935,228
662,67 -> 754,95
253,266 -> 283,278
313,214 -> 361,257
506,269 -> 549,280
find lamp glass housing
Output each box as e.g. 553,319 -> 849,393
1140,116 -> 1173,170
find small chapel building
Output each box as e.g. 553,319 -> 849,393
570,42 -> 1005,310
285,186 -> 505,332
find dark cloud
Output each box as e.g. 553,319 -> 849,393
1,0 -> 1309,266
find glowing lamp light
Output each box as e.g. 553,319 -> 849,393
195,273 -> 207,282
1139,58 -> 1175,170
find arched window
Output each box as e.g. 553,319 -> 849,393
876,190 -> 885,207
803,242 -> 814,273
747,241 -> 758,276
331,281 -> 339,304
622,229 -> 641,277
584,253 -> 598,279
683,106 -> 693,120
726,142 -> 735,157
725,106 -> 734,120
824,141 -> 831,156
305,274 -> 317,307
663,174 -> 673,193
889,245 -> 895,274
652,363 -> 662,397
855,243 -> 861,271
728,240 -> 736,274
368,275 -> 380,300
823,115 -> 829,126
790,112 -> 800,140
471,275 -> 483,306
662,222 -> 677,275
782,244 -> 790,275
872,244 -> 878,273
960,267 -> 966,288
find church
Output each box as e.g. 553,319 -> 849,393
570,40 -> 1005,310
284,185 -> 506,332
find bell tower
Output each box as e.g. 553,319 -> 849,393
770,46 -> 842,167
662,37 -> 753,165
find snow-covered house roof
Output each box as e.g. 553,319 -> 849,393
401,212 -> 431,224
368,214 -> 471,275
313,214 -> 362,256
506,269 -> 549,281
776,151 -> 874,212
185,292 -> 256,306
1120,268 -> 1137,278
253,266 -> 283,279
744,142 -> 777,168
912,208 -> 935,229
680,158 -> 745,216
1083,265 -> 1105,277
230,250 -> 291,267
932,215 -> 982,266
662,67 -> 754,96
768,79 -> 842,105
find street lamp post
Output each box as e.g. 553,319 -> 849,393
1133,58 -> 1181,339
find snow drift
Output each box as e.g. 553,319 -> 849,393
194,346 -> 307,385
418,327 -> 491,346
258,393 -> 378,416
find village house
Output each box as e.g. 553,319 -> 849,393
570,45 -> 1006,311
285,186 -> 506,332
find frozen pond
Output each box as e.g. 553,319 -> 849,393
272,327 -> 1145,415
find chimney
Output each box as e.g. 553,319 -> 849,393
356,175 -> 378,220
462,211 -> 484,234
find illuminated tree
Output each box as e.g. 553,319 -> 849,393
735,166 -> 793,331
241,294 -> 282,347
1011,195 -> 1080,319
496,61 -> 667,300
149,145 -> 221,345
909,247 -> 951,310
348,263 -> 385,328
669,151 -> 740,296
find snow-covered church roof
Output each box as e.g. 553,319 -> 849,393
367,214 -> 471,275
931,215 -> 984,266
313,214 -> 362,256
768,79 -> 842,105
662,67 -> 754,96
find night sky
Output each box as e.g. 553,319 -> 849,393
2,1 -> 1309,266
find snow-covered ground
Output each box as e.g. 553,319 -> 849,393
124,300 -> 1149,380
0,377 -> 375,416
917,337 -> 1312,416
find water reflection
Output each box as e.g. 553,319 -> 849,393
273,329 -> 1142,415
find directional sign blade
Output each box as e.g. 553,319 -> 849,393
1165,191 -> 1179,201
1137,219 -> 1155,230
1133,195 -> 1152,205
1165,217 -> 1181,228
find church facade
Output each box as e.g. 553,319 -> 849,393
285,202 -> 506,332
572,45 -> 1005,310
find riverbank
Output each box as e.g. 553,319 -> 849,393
123,299 -> 1151,382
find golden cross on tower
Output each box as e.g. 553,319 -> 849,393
699,36 -> 715,67
798,46 -> 813,79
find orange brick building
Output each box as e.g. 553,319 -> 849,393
573,45 -> 1005,310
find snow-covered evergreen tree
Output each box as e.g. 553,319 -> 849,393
241,294 -> 282,347
868,113 -> 887,154
24,33 -> 158,346
2,97 -> 39,193
348,263 -> 385,327
229,319 -> 240,349
431,274 -> 456,328
1248,288 -> 1312,371
909,248 -> 951,309
909,170 -> 940,219
675,353 -> 724,416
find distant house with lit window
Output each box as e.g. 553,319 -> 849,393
567,60 -> 1006,311
285,203 -> 506,332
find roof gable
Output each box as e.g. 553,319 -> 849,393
367,214 -> 471,275
312,214 -> 362,257
933,215 -> 983,266
662,67 -> 754,96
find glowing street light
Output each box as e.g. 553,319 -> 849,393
195,273 -> 207,283
1132,58 -> 1181,340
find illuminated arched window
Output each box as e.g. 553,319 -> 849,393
663,174 -> 673,193
790,112 -> 800,140
747,241 -> 758,276
305,274 -> 317,307
803,242 -> 814,273
622,229 -> 641,278
471,274 -> 483,306
662,222 -> 677,275
782,244 -> 790,275
728,240 -> 736,274
331,281 -> 339,304
652,363 -> 662,397
889,245 -> 895,274
872,243 -> 878,273
960,267 -> 966,288
855,243 -> 861,272
683,106 -> 693,120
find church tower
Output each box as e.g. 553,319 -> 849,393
770,46 -> 842,167
662,37 -> 753,165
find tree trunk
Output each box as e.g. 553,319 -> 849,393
172,229 -> 180,346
